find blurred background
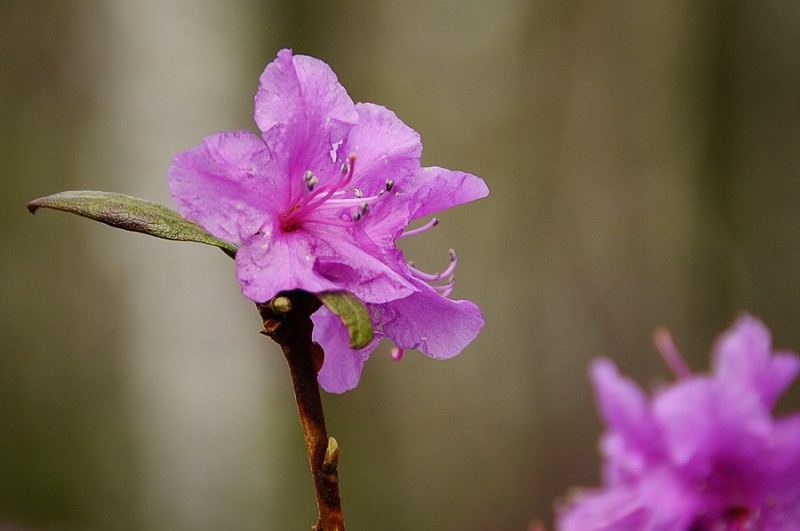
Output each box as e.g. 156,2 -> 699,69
2,0 -> 800,529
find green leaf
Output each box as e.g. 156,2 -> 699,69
27,191 -> 237,258
317,291 -> 374,349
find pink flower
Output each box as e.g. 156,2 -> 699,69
168,49 -> 488,392
558,315 -> 800,530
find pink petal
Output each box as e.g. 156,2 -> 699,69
312,233 -> 416,304
380,285 -> 484,359
168,131 -> 284,244
408,166 -> 489,220
335,103 -> 423,243
557,485 -> 648,531
235,230 -> 339,303
339,103 -> 422,195
654,378 -> 771,471
313,306 -> 381,394
590,359 -> 661,466
747,414 -> 800,513
712,314 -> 800,408
558,471 -> 697,531
254,49 -> 358,199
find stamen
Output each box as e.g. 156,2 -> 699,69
302,215 -> 360,228
390,347 -> 405,361
278,154 -> 398,231
440,283 -> 454,298
432,276 -> 456,297
654,328 -> 692,380
344,153 -> 357,180
409,249 -> 458,282
280,154 -> 364,230
333,190 -> 390,222
399,218 -> 439,239
300,154 -> 358,207
352,199 -> 372,222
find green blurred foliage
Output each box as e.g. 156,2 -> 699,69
2,0 -> 800,529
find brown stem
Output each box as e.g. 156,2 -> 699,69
258,291 -> 345,531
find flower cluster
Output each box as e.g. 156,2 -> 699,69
558,315 -> 800,530
168,49 -> 488,392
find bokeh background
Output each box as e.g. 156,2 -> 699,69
3,0 -> 800,529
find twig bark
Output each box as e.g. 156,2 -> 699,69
258,291 -> 345,531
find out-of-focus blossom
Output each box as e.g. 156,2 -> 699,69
558,315 -> 800,530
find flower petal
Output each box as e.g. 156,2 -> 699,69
654,378 -> 771,472
712,314 -> 800,408
313,233 -> 416,304
759,414 -> 800,480
255,49 -> 358,197
334,103 -> 423,244
235,230 -> 339,303
558,470 -> 697,531
380,285 -> 484,359
313,306 -> 381,393
590,359 -> 661,473
563,316 -> 800,526
407,166 -> 489,220
168,131 -> 283,244
558,485 -> 648,531
751,414 -> 800,529
340,103 -> 422,195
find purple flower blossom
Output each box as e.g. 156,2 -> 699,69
168,49 -> 488,393
557,315 -> 800,530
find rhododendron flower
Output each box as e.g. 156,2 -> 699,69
168,49 -> 488,392
558,315 -> 800,530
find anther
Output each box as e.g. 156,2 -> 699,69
352,201 -> 369,222
385,179 -> 394,192
303,171 -> 318,191
353,188 -> 363,198
343,153 -> 357,175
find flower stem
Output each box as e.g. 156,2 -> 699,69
258,291 -> 345,531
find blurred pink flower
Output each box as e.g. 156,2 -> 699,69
558,315 -> 800,530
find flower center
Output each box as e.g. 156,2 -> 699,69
279,153 -> 393,232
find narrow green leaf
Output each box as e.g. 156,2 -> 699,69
27,191 -> 237,258
317,291 -> 374,349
